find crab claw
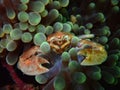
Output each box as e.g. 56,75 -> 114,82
77,40 -> 107,66
17,46 -> 50,76
19,46 -> 40,60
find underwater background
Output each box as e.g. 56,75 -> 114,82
0,0 -> 120,90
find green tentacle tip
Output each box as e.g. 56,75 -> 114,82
10,28 -> 22,40
33,33 -> 46,46
72,24 -> 80,33
110,38 -> 120,48
68,61 -> 79,71
68,48 -> 77,58
85,23 -> 93,29
61,52 -> 70,62
54,76 -> 66,90
40,0 -> 49,5
20,0 -> 29,4
6,8 -> 16,20
97,12 -> 105,22
79,26 -> 86,31
40,42 -> 50,54
111,0 -> 119,6
43,9 -> 59,25
18,11 -> 29,22
19,22 -> 28,31
71,36 -> 79,46
35,74 -> 48,84
6,40 -> 17,51
112,6 -> 119,13
84,29 -> 91,34
100,26 -> 110,36
28,25 -> 36,32
28,12 -> 41,26
52,1 -> 61,9
102,71 -> 115,84
45,26 -> 53,35
98,36 -> 108,44
18,4 -> 28,11
3,24 -> 13,34
30,1 -> 45,13
91,71 -> 101,80
59,0 -> 69,7
107,54 -> 118,66
110,66 -> 120,78
73,72 -> 86,84
108,54 -> 119,62
62,23 -> 71,32
0,39 -> 9,48
53,22 -> 63,32
56,14 -> 63,22
41,9 -> 48,17
36,24 -> 46,33
88,2 -> 96,9
86,66 -> 101,80
21,32 -> 32,43
49,9 -> 59,18
6,52 -> 18,65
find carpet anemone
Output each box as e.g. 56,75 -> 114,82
0,0 -> 120,90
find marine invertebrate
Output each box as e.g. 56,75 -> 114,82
0,0 -> 120,90
18,31 -> 107,76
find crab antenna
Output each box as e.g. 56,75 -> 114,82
78,34 -> 95,39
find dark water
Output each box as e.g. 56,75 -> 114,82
0,62 -> 13,87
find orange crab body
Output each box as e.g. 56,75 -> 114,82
47,32 -> 73,54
